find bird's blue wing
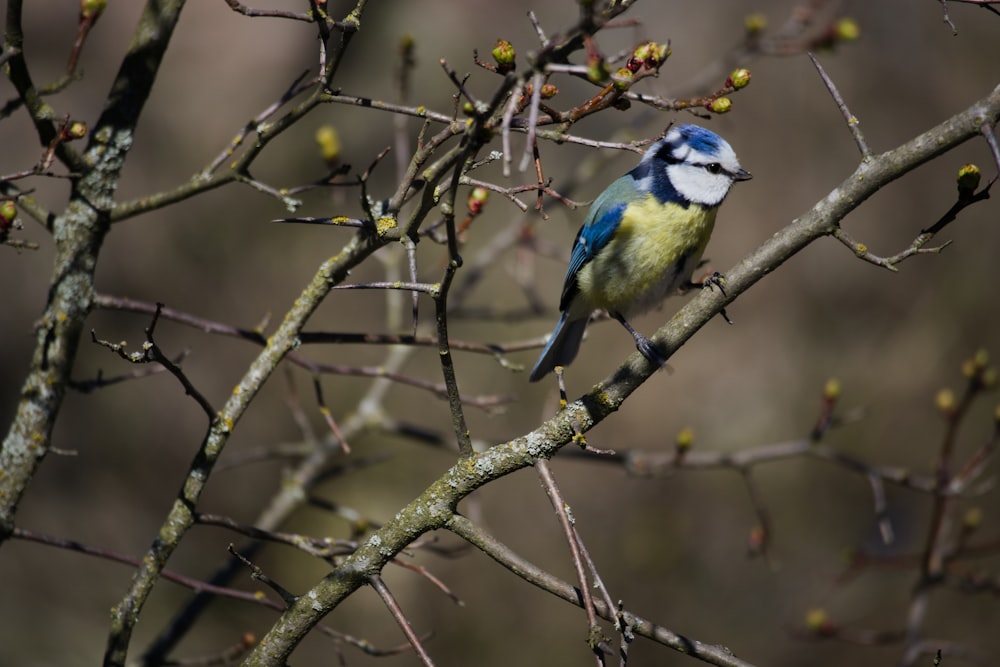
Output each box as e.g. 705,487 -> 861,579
558,179 -> 635,311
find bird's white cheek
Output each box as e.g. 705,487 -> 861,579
666,166 -> 731,207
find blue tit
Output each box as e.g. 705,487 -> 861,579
529,124 -> 751,382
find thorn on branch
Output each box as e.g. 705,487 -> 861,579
312,375 -> 351,453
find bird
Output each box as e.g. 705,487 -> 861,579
529,123 -> 751,382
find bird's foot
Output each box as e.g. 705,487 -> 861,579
699,271 -> 734,325
700,271 -> 727,296
635,334 -> 668,368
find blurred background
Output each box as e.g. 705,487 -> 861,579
2,1 -> 999,665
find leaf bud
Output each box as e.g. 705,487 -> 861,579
80,0 -> 107,20
744,13 -> 767,34
957,163 -> 981,200
315,125 -> 341,164
67,121 -> 88,139
586,55 -> 610,84
935,388 -> 956,416
726,68 -> 751,90
645,42 -> 670,69
632,42 -> 653,64
805,608 -> 833,635
467,187 -> 489,215
707,97 -> 733,114
492,39 -> 516,73
399,33 -> 415,57
0,200 -> 16,225
981,368 -> 997,390
675,427 -> 694,450
962,507 -> 983,532
823,378 -> 841,401
835,17 -> 860,42
632,41 -> 670,70
613,67 -> 633,91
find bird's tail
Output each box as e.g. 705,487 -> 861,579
529,313 -> 589,382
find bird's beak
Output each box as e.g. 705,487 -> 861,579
733,168 -> 752,181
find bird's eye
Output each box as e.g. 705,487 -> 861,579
705,163 -> 723,174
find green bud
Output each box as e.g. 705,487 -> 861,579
727,68 -> 751,90
962,507 -> 983,531
613,67 -> 633,90
315,125 -> 341,163
0,200 -> 16,224
957,163 -> 981,200
650,42 -> 671,67
80,0 -> 107,19
805,608 -> 830,633
707,97 -> 733,114
835,17 -> 860,42
633,42 -> 653,63
492,39 -> 516,72
467,187 -> 489,215
67,121 -> 88,139
539,83 -> 558,99
587,56 -> 610,84
962,348 -> 990,378
823,378 -> 841,401
744,13 -> 767,34
632,42 -> 671,71
399,33 -> 415,55
675,427 -> 694,450
935,388 -> 956,416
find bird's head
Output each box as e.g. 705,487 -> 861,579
641,124 -> 751,207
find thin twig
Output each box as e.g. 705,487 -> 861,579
222,0 -> 314,21
535,459 -> 607,663
808,52 -> 871,158
228,545 -> 298,607
90,303 -> 216,421
369,575 -> 436,667
981,121 -> 1000,175
520,72 -> 545,172
445,515 -> 757,667
312,375 -> 351,453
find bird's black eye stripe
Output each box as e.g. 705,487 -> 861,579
705,163 -> 723,174
655,143 -> 683,165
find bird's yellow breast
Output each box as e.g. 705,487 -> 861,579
576,195 -> 718,316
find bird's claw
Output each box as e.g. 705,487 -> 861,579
635,335 -> 668,368
701,271 -> 727,297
